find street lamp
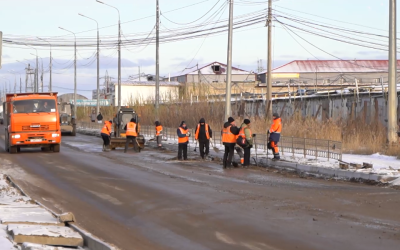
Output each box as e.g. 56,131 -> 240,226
59,27 -> 77,120
79,13 -> 100,115
96,0 -> 121,113
25,44 -> 39,92
37,37 -> 52,92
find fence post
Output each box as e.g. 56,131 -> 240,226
315,139 -> 318,159
328,140 -> 330,160
292,136 -> 294,158
303,138 -> 306,158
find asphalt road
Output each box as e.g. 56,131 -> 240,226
0,126 -> 399,250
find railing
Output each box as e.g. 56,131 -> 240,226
77,122 -> 342,161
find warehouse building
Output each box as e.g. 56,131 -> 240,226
258,60 -> 400,85
96,81 -> 181,106
170,61 -> 256,83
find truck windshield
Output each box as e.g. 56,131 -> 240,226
13,99 -> 56,113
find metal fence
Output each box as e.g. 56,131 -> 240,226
77,123 -> 342,161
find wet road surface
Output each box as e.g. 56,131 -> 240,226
0,127 -> 399,250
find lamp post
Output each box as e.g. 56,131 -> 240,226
25,44 -> 38,92
37,37 -> 52,92
96,0 -> 121,112
79,13 -> 100,115
59,27 -> 77,119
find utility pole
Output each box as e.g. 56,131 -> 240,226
388,0 -> 398,144
225,0 -> 234,121
37,37 -> 52,92
78,13 -> 100,115
59,27 -> 77,120
266,0 -> 273,119
25,65 -> 28,92
138,66 -> 141,81
41,61 -> 44,92
20,77 -> 22,93
155,0 -> 160,119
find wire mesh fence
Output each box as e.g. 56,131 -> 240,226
77,123 -> 342,160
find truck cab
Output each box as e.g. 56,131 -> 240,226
3,93 -> 61,153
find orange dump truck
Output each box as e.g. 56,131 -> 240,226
3,93 -> 61,153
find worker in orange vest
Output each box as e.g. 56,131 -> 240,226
194,118 -> 213,159
101,120 -> 113,151
222,117 -> 239,169
236,119 -> 254,167
177,121 -> 190,160
268,113 -> 282,160
124,118 -> 139,153
155,121 -> 163,149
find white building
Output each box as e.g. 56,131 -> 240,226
97,81 -> 181,106
170,61 -> 256,83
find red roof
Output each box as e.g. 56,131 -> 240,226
270,60 -> 400,73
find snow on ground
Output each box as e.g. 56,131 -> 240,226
79,126 -> 400,179
0,224 -> 15,249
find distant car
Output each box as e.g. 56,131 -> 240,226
296,89 -> 307,95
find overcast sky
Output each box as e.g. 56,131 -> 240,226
0,0 -> 394,98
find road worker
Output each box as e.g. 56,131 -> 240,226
124,118 -> 139,153
101,120 -> 113,151
194,118 -> 213,159
177,121 -> 190,160
236,119 -> 254,167
268,113 -> 282,160
222,117 -> 239,169
155,121 -> 163,148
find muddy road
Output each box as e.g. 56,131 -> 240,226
0,127 -> 399,250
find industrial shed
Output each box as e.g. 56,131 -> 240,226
170,61 -> 256,84
258,60 -> 400,85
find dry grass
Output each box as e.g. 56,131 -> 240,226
76,98 -> 398,156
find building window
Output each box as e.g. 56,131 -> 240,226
211,65 -> 221,73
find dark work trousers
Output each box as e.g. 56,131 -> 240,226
156,135 -> 162,146
243,147 -> 251,166
101,133 -> 110,146
223,143 -> 235,168
178,143 -> 188,160
199,140 -> 210,159
125,136 -> 137,153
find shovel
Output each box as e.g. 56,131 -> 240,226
210,138 -> 220,153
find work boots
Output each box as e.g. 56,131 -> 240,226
273,153 -> 280,160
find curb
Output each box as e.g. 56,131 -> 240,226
5,175 -> 117,250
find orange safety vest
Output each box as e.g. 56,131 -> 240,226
195,123 -> 210,140
156,125 -> 163,136
222,125 -> 236,143
126,122 -> 138,136
101,121 -> 112,135
178,127 -> 189,143
269,118 -> 282,134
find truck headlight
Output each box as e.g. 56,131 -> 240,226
12,134 -> 21,139
52,133 -> 60,137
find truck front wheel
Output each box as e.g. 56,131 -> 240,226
9,146 -> 17,154
53,144 -> 60,152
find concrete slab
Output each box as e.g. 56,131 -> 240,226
0,207 -> 63,226
21,242 -> 74,250
8,224 -> 83,247
0,224 -> 15,250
